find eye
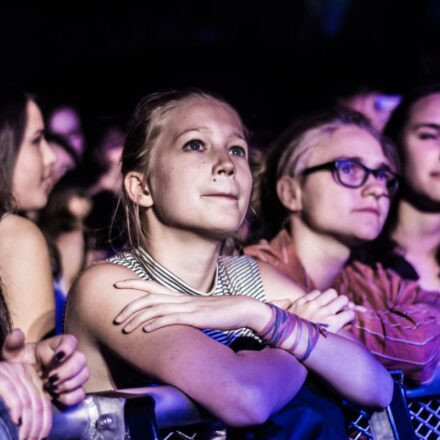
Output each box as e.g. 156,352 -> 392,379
375,169 -> 390,181
418,131 -> 438,140
229,145 -> 247,158
183,139 -> 205,152
338,160 -> 357,174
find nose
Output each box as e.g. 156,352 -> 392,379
42,138 -> 57,168
212,149 -> 235,177
361,173 -> 388,198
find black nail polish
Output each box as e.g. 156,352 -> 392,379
47,383 -> 58,392
55,351 -> 65,362
48,374 -> 59,384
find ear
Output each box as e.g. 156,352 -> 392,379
124,171 -> 153,208
276,175 -> 303,212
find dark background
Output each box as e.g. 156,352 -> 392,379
2,1 -> 440,141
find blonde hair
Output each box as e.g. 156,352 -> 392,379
120,89 -> 248,250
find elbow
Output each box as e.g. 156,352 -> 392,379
361,370 -> 394,409
216,385 -> 273,427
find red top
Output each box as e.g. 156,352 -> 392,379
245,229 -> 440,384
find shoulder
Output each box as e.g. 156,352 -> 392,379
256,260 -> 305,302
0,214 -> 46,251
66,261 -> 146,333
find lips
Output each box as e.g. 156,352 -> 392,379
203,193 -> 239,200
353,207 -> 381,216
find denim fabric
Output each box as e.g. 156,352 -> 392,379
0,399 -> 18,440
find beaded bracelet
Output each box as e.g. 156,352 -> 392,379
260,303 -> 328,362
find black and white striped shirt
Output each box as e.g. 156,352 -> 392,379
109,248 -> 266,346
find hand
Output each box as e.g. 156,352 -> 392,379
2,329 -> 89,406
113,278 -> 272,334
284,289 -> 355,333
0,361 -> 52,440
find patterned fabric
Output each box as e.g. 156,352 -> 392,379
245,229 -> 440,384
109,248 -> 266,346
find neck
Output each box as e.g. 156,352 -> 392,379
143,221 -> 222,293
289,219 -> 350,290
392,200 -> 440,257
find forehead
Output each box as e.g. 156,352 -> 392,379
408,93 -> 440,124
309,125 -> 387,166
160,98 -> 244,135
25,100 -> 44,132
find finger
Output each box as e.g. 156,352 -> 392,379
46,351 -> 88,390
36,334 -> 79,373
143,312 -> 193,332
122,302 -> 193,332
0,366 -> 24,425
348,302 -> 368,313
303,290 -> 322,301
1,329 -> 26,361
322,295 -> 349,315
51,366 -> 89,397
54,387 -> 86,407
310,289 -> 339,307
27,367 -> 52,440
328,310 -> 355,331
113,279 -> 182,296
270,299 -> 291,309
115,294 -> 188,325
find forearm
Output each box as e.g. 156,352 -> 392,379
236,347 -> 307,416
302,332 -> 393,407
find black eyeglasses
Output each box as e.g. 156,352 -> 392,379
301,159 -> 399,197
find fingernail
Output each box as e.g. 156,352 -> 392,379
114,315 -> 123,324
47,383 -> 58,392
122,324 -> 133,333
55,351 -> 65,363
48,374 -> 59,384
17,416 -> 22,427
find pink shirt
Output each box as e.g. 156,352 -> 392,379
245,229 -> 440,384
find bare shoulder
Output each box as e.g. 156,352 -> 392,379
66,262 -> 146,334
256,260 -> 305,302
0,214 -> 46,253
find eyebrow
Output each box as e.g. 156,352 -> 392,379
412,123 -> 440,130
339,155 -> 391,170
174,126 -> 246,142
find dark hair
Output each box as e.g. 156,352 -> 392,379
255,106 -> 399,241
121,88 -> 248,250
0,85 -> 32,347
0,86 -> 32,213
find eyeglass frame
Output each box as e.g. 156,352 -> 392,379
300,158 -> 400,197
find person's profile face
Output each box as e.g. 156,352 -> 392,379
12,100 -> 56,210
49,107 -> 85,158
402,93 -> 440,205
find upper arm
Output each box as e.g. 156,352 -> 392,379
0,215 -> 55,341
257,260 -> 305,302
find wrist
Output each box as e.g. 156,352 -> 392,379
247,300 -> 273,334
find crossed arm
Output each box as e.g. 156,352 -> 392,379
66,263 -> 307,427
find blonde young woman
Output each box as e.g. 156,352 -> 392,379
65,91 -> 392,438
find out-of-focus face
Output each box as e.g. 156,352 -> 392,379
48,142 -> 77,187
144,98 -> 252,240
12,100 -> 56,211
401,93 -> 440,205
292,125 -> 392,245
49,107 -> 85,158
343,92 -> 401,132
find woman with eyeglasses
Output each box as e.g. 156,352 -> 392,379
243,107 -> 440,384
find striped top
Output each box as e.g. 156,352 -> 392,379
108,248 -> 266,346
